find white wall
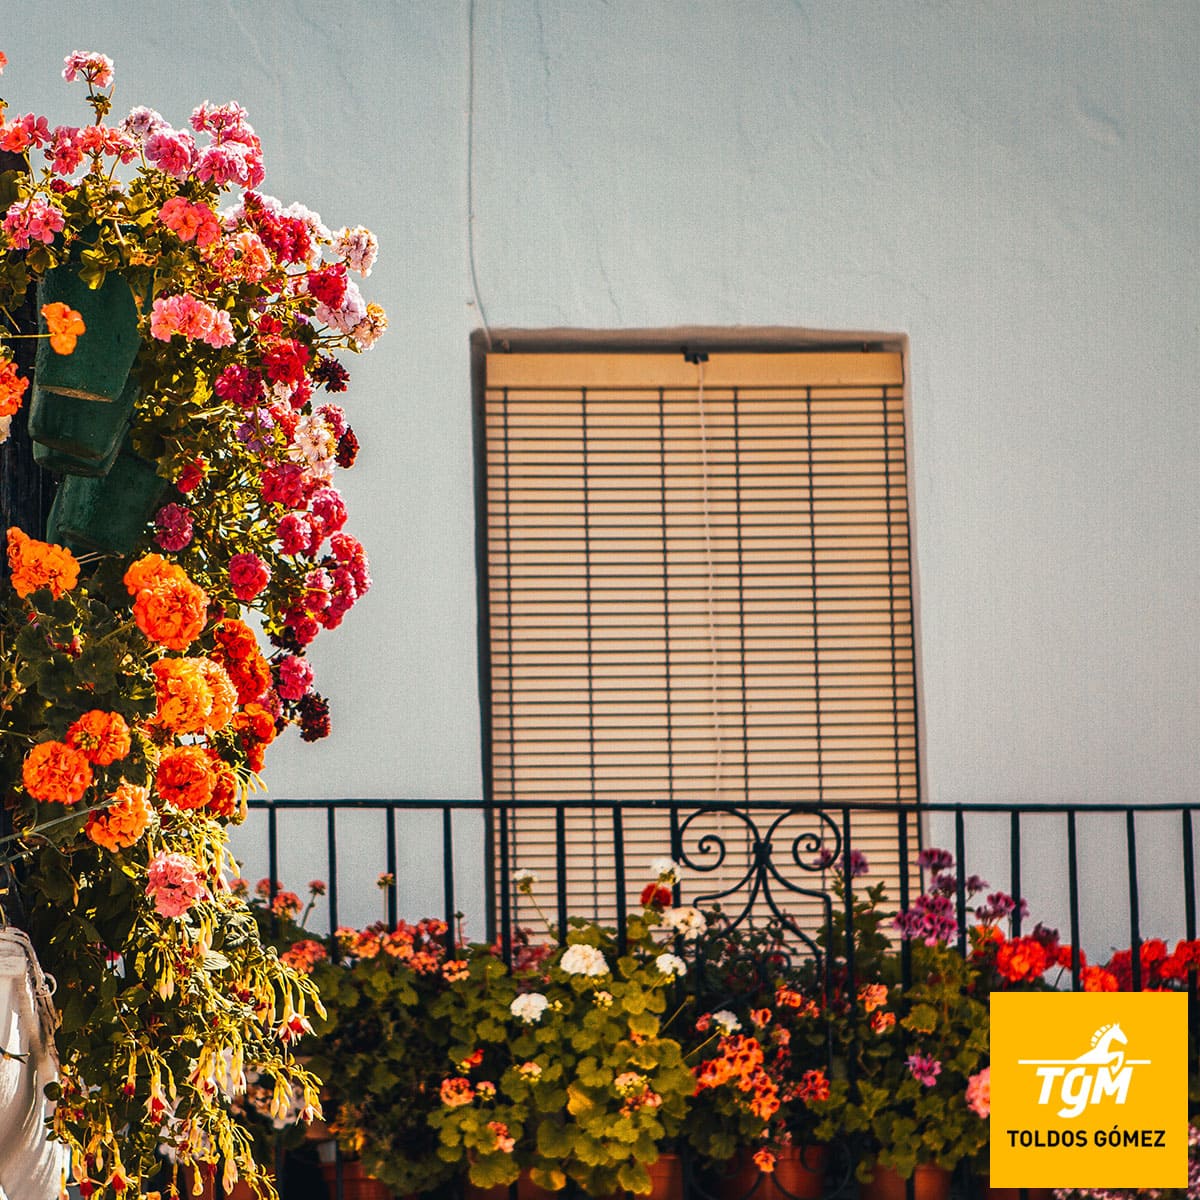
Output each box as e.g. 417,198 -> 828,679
12,2 -> 1200,950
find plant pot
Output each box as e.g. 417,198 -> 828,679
34,265 -> 141,401
645,1153 -> 684,1200
46,441 -> 166,555
719,1145 -> 827,1200
319,1159 -> 394,1200
28,375 -> 137,469
860,1163 -> 952,1200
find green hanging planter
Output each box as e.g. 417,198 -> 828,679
34,265 -> 141,402
46,442 -> 167,556
32,420 -> 127,477
28,375 -> 138,469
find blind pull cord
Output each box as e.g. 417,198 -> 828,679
693,357 -> 725,804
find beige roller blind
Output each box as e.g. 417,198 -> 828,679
482,351 -> 919,932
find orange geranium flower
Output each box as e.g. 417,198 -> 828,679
232,701 -> 277,772
85,782 -> 152,852
0,355 -> 29,417
123,554 -> 186,595
211,618 -> 271,704
125,556 -> 208,651
7,527 -> 80,599
152,658 -> 214,734
22,739 -> 93,804
155,744 -> 217,810
199,659 -> 236,730
41,301 -> 86,355
65,710 -> 131,766
206,756 -> 241,819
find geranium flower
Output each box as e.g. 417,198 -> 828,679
145,851 -> 208,918
439,1077 -> 474,1108
155,745 -> 217,810
154,503 -> 194,552
62,51 -> 114,88
65,710 -> 131,766
22,740 -> 93,804
965,1066 -> 990,1118
7,527 -> 79,598
85,783 -> 152,852
655,952 -> 687,980
711,1010 -> 741,1034
559,943 -> 609,977
509,992 -> 549,1024
906,1054 -> 942,1087
0,356 -> 28,418
229,551 -> 270,601
649,856 -> 683,884
333,225 -> 378,275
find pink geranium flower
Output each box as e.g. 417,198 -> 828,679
145,851 -> 208,918
966,1067 -> 990,1118
62,51 -> 114,89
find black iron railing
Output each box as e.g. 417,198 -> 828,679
237,799 -> 1200,1200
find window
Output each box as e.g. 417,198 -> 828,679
479,347 -> 918,928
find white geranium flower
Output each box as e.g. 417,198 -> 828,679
712,1010 -> 742,1034
510,992 -> 549,1024
559,943 -> 610,977
655,952 -> 687,980
649,857 -> 683,885
514,867 -> 539,892
661,905 -> 705,941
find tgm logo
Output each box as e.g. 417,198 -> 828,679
1019,1021 -> 1151,1119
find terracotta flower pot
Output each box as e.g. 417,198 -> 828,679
720,1145 -> 827,1200
646,1153 -> 684,1200
28,376 -> 137,470
860,1163 -> 952,1200
46,440 -> 166,555
319,1158 -> 394,1199
34,265 -> 141,402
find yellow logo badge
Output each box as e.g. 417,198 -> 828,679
990,992 -> 1187,1188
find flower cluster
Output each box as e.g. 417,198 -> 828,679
0,50 -> 384,751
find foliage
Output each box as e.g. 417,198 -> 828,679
304,899 -> 464,1198
430,866 -> 697,1197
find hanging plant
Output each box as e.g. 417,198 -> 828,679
0,45 -> 388,1200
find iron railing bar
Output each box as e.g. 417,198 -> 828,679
1126,809 -> 1142,992
326,807 -> 340,954
245,798 -> 1200,814
1066,811 -> 1081,991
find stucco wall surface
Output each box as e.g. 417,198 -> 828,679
8,2 -> 1199,944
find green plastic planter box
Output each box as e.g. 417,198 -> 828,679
28,375 -> 138,471
34,265 -> 141,402
46,441 -> 167,556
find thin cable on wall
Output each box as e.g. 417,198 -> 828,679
467,0 -> 493,350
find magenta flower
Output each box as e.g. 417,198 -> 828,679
907,1054 -> 942,1088
276,654 -> 315,702
917,847 -> 954,873
229,552 -> 270,602
154,503 -> 194,552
